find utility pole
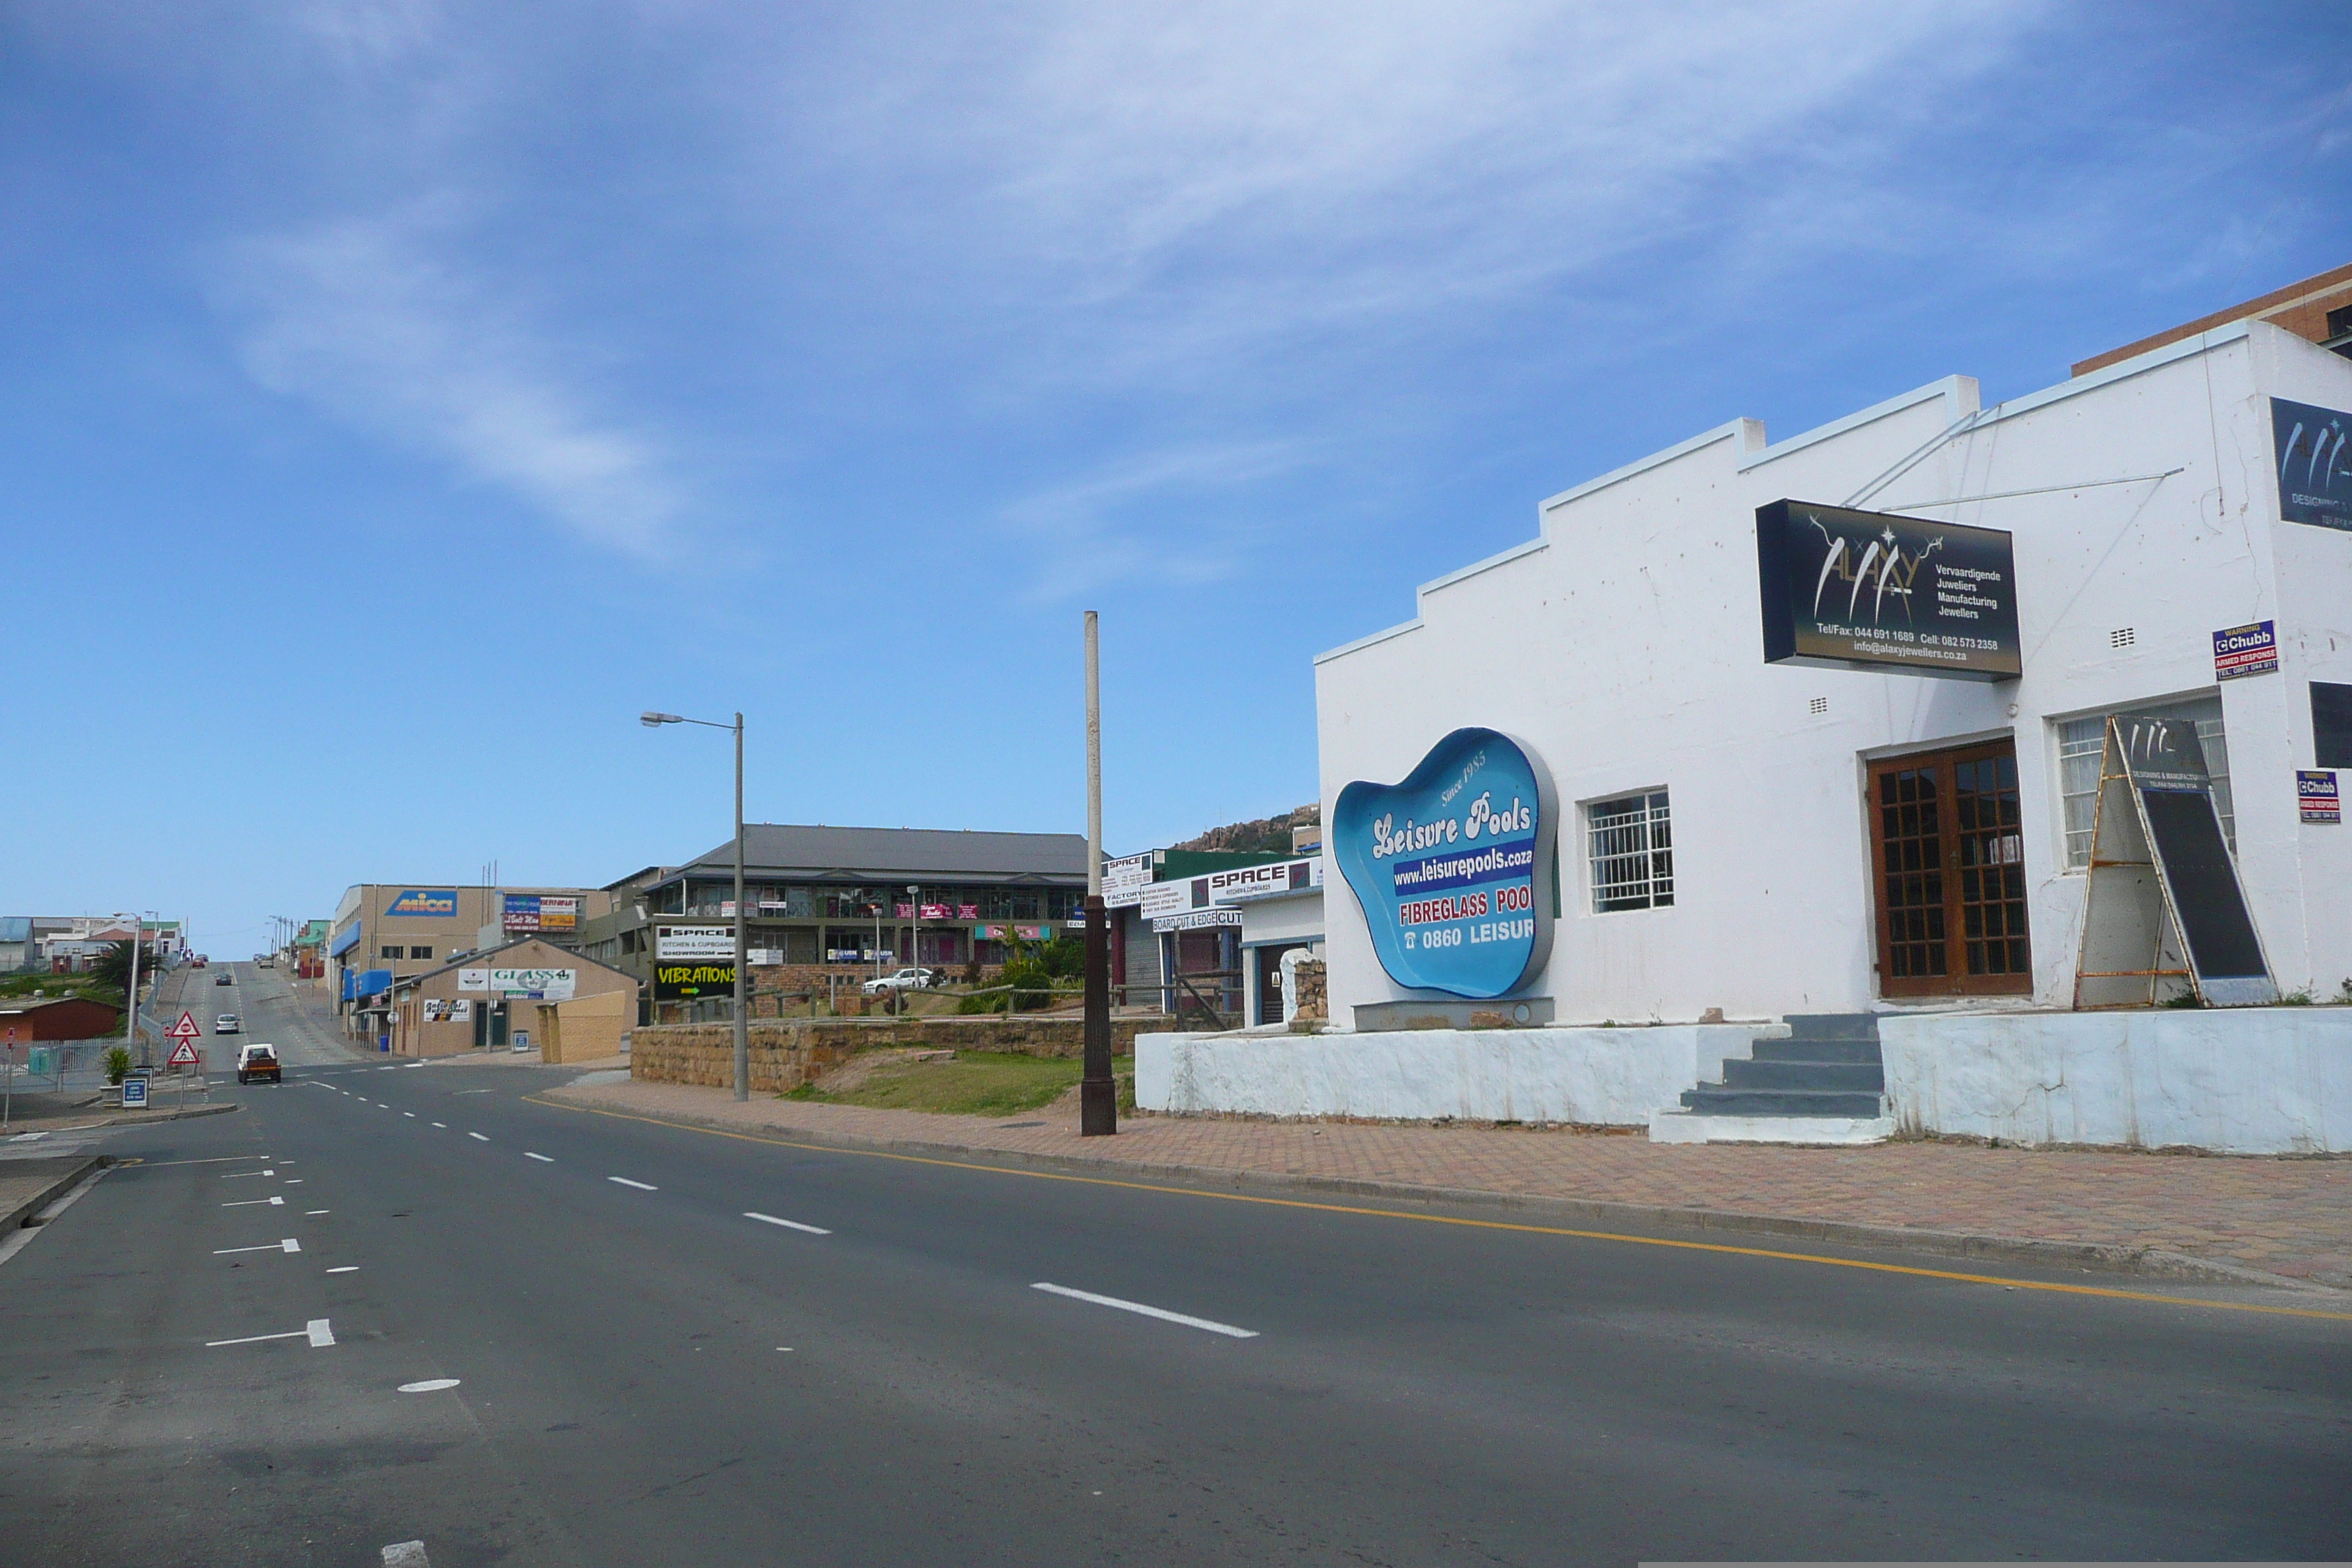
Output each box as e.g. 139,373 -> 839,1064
732,711 -> 747,1101
124,911 -> 145,1066
1080,611 -> 1115,1136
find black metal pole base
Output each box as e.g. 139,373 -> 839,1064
1079,892 -> 1115,1136
1079,1076 -> 1117,1136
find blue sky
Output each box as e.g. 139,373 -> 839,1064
4,1 -> 2347,954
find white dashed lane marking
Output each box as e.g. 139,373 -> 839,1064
744,1212 -> 832,1236
207,1318 -> 336,1349
222,1196 -> 286,1208
467,1133 -> 489,1142
608,1177 -> 657,1191
524,1153 -> 554,1163
213,1239 -> 301,1255
1030,1283 -> 1259,1339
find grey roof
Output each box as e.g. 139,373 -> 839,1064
679,824 -> 1088,883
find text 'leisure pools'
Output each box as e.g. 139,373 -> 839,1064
1333,728 -> 1556,999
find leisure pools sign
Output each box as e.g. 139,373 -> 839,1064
1333,728 -> 1556,998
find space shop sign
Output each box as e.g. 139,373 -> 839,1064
657,926 -> 734,959
1333,728 -> 1556,998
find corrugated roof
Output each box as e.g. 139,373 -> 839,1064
680,824 -> 1088,881
0,918 -> 29,943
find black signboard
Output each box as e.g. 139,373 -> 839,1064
1757,500 -> 2021,680
655,961 -> 736,1001
2112,712 -> 2270,990
2314,681 -> 2352,769
2272,397 -> 2352,530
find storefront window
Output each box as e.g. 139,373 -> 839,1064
2057,696 -> 2233,870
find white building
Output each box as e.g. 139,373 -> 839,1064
1314,318 -> 2352,1029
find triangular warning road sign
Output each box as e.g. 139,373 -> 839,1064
165,1011 -> 202,1041
167,1039 -> 203,1067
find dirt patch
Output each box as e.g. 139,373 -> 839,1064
806,1047 -> 957,1096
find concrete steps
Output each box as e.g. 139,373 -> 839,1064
1654,1012 -> 1892,1145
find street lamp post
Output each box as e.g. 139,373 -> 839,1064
642,710 -> 749,1101
124,908 -> 159,1066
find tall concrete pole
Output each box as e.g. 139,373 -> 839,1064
1080,611 -> 1115,1135
733,712 -> 748,1102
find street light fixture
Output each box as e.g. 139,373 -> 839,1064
640,709 -> 749,1101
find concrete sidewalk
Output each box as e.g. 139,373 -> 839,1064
544,1079 -> 2352,1291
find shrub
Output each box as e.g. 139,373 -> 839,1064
104,1047 -> 132,1085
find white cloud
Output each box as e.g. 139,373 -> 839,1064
998,437 -> 1313,599
219,206 -> 685,556
766,1 -> 2046,380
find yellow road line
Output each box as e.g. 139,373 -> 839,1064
523,1095 -> 2352,1324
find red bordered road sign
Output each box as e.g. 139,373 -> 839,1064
165,1011 -> 202,1041
167,1039 -> 203,1067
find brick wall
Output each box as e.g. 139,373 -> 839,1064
630,1013 -> 1160,1090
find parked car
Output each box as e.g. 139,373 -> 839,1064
214,1014 -> 241,1033
235,1044 -> 280,1085
862,966 -> 941,995
216,973 -> 235,987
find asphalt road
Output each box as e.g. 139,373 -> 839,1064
1,965 -> 2347,1566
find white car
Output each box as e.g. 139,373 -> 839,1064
214,1014 -> 241,1033
862,967 -> 941,995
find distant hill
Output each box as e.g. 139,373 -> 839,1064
1170,804 -> 1320,856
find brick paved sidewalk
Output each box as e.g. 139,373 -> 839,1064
545,1079 -> 2352,1289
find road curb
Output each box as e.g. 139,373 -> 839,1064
540,1089 -> 2338,1295
0,1156 -> 108,1232
97,1102 -> 240,1128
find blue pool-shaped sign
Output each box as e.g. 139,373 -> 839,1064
1333,728 -> 1556,998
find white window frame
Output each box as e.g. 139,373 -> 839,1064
1585,789 -> 1673,914
2054,695 -> 2234,872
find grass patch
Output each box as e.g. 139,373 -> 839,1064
785,1049 -> 1134,1118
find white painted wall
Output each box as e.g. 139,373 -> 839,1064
1316,323 -> 2352,1027
1881,1008 -> 2352,1154
1136,1024 -> 1764,1126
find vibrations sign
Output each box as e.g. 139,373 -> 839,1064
1333,727 -> 1556,999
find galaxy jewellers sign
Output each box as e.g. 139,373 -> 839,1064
1333,728 -> 1556,999
1756,500 -> 2021,679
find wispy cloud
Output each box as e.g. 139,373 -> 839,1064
764,2 -> 2047,382
998,437 -> 1313,600
216,205 -> 685,556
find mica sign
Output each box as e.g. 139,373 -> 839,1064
1333,728 -> 1556,999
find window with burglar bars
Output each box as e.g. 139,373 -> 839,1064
1588,791 -> 1673,913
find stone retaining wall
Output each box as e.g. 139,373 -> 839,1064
632,1014 -> 1158,1090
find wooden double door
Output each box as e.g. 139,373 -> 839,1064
1869,740 -> 2032,997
